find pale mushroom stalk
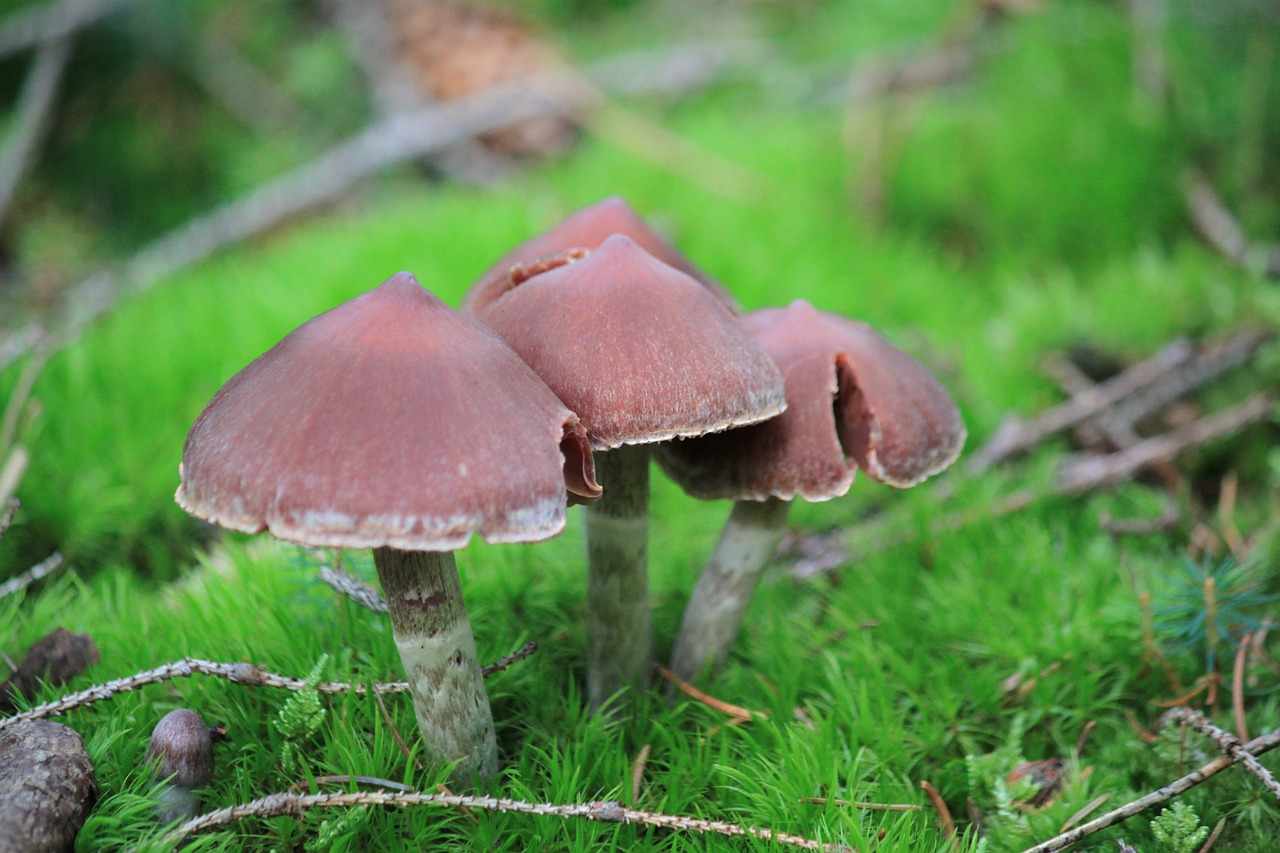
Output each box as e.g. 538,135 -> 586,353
666,497 -> 788,683
374,548 -> 496,779
583,445 -> 652,709
660,300 -> 966,685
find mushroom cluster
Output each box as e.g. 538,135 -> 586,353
175,195 -> 964,783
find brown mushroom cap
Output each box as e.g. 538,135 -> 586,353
477,234 -> 785,451
658,299 -> 965,500
146,709 -> 214,790
176,272 -> 599,551
463,196 -> 738,314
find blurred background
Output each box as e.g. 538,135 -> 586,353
0,0 -> 1277,580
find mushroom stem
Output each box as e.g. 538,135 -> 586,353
372,548 -> 498,782
584,444 -> 653,712
667,497 -> 790,685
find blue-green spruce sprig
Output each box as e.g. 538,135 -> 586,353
1152,555 -> 1276,675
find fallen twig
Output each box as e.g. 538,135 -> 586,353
1040,350 -> 1143,452
1198,817 -> 1226,853
920,780 -> 956,846
0,498 -> 16,538
0,644 -> 538,731
1108,332 -> 1268,430
1233,634 -> 1251,743
1058,793 -> 1111,832
372,687 -> 418,769
164,790 -> 851,851
630,743 -> 650,804
287,774 -> 412,794
654,665 -> 767,720
801,797 -> 921,812
0,448 -> 27,510
318,564 -> 387,613
1098,499 -> 1181,537
0,40 -> 765,374
0,72 -> 594,373
0,0 -> 129,60
1184,169 -> 1280,279
1056,393 -> 1275,494
478,641 -> 538,676
0,341 -> 50,457
1128,0 -> 1167,106
1019,724 -> 1280,853
968,338 -> 1194,473
57,72 -> 595,341
1161,707 -> 1280,802
0,551 -> 64,600
0,34 -> 72,231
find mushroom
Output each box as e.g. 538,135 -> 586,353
462,195 -> 739,314
658,299 -> 965,683
475,235 -> 785,710
146,708 -> 218,824
176,272 -> 599,781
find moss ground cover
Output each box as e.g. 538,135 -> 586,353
1,0 -> 1278,849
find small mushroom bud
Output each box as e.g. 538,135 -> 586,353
146,709 -> 217,824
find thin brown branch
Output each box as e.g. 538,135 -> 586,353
1040,350 -> 1141,450
1057,393 -> 1275,494
1098,500 -> 1181,537
287,774 -> 412,794
318,564 -> 387,613
1198,817 -> 1226,853
1129,0 -> 1167,106
187,34 -> 309,138
1161,707 -> 1280,801
0,34 -> 72,231
1184,169 -> 1280,279
0,644 -> 538,731
372,687 -> 418,769
1233,633 -> 1251,742
165,790 -> 852,851
1058,793 -> 1111,832
478,641 -> 539,676
920,780 -> 956,846
0,448 -> 28,511
654,665 -> 767,720
0,551 -> 64,600
0,497 -> 17,538
1020,724 -> 1280,853
0,0 -> 128,60
57,72 -> 596,334
630,743 -> 650,804
801,797 -> 921,812
968,337 -> 1194,473
0,342 -> 50,457
1040,348 -> 1183,490
1109,332 -> 1269,428
0,40 -> 765,374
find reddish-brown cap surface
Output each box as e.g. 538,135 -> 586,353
146,709 -> 214,789
659,299 -> 965,500
176,272 -> 599,551
477,235 -> 785,451
462,196 -> 738,314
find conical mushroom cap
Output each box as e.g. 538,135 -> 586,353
463,196 -> 738,314
477,235 -> 785,451
176,272 -> 599,551
658,300 -> 965,501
